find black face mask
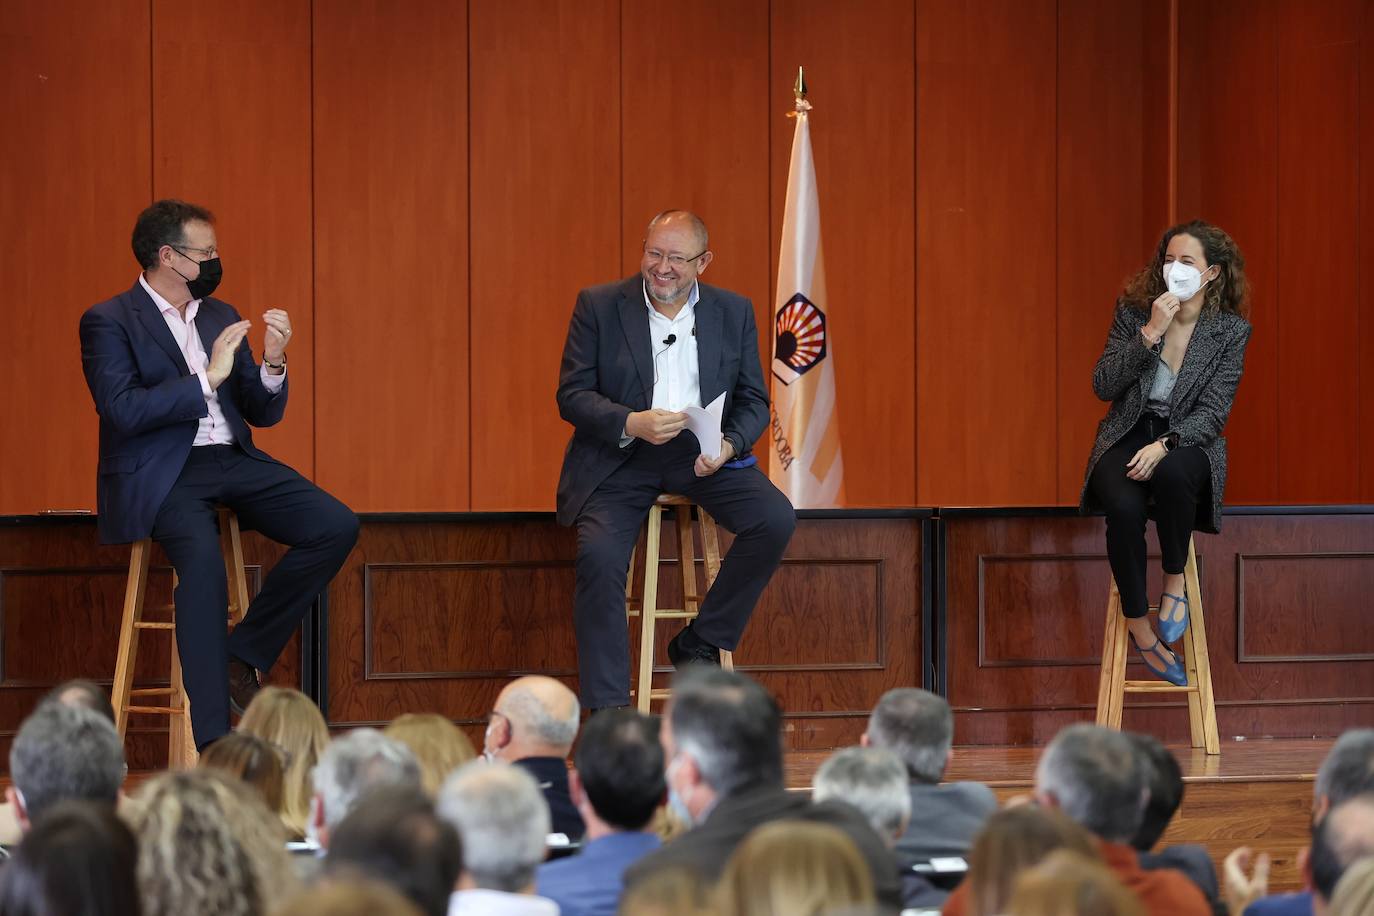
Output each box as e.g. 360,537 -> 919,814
170,248 -> 223,300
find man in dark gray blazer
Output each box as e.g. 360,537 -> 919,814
555,210 -> 795,711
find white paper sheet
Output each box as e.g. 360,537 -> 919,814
683,392 -> 726,460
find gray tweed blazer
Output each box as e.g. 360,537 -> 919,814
1080,302 -> 1252,533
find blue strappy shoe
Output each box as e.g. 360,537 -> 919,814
1130,631 -> 1188,687
1158,590 -> 1190,644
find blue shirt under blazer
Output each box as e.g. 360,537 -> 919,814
80,281 -> 287,545
537,831 -> 661,916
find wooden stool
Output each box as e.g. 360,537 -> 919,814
625,495 -> 735,713
111,507 -> 250,768
1095,537 -> 1220,754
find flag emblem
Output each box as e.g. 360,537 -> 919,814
772,293 -> 827,385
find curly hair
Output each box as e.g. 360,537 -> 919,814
1121,219 -> 1250,318
128,769 -> 298,916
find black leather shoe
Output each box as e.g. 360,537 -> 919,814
227,657 -> 262,716
667,626 -> 722,668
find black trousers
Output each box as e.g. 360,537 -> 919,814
151,445 -> 358,748
1088,414 -> 1211,619
573,436 -> 796,708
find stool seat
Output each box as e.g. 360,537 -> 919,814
111,507 -> 249,767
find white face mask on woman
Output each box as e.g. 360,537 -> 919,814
1163,260 -> 1212,302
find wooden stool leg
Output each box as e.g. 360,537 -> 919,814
698,510 -> 733,671
1098,578 -> 1129,731
677,506 -> 699,614
1183,539 -> 1220,754
112,540 -> 151,739
220,509 -> 250,626
624,539 -> 638,623
636,507 -> 664,714
168,629 -> 198,768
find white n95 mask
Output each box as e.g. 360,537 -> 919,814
1163,261 -> 1210,302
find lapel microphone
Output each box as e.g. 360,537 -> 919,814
663,334 -> 677,346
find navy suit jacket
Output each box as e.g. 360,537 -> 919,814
79,281 -> 288,544
554,276 -> 770,526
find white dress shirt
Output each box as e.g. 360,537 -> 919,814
448,889 -> 560,916
139,274 -> 284,446
619,282 -> 701,449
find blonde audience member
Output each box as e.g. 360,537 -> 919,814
383,713 -> 477,795
272,878 -> 424,916
238,686 -> 329,840
716,820 -> 874,916
129,768 -> 299,916
1006,850 -> 1144,916
619,867 -> 714,916
200,731 -> 286,817
1329,856 -> 1374,916
961,806 -> 1099,916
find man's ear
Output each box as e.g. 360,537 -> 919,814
1035,789 -> 1059,811
7,786 -> 29,833
859,732 -> 871,748
1299,845 -> 1313,892
569,769 -> 587,808
310,793 -> 330,849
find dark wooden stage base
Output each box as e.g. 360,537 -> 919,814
786,737 -> 1328,894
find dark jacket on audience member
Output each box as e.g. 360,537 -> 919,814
1139,844 -> 1225,916
895,780 -> 998,864
514,757 -> 585,841
624,785 -> 902,912
1243,891 -> 1314,916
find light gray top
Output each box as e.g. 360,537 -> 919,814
1145,356 -> 1178,417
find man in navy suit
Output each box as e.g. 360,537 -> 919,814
555,210 -> 795,711
80,199 -> 357,749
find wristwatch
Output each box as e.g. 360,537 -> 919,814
1158,432 -> 1179,452
264,353 -> 287,370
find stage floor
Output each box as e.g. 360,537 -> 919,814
786,737 -> 1329,893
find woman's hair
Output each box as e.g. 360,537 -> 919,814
1005,850 -> 1144,916
716,820 -> 874,916
128,768 -> 299,916
0,799 -> 141,916
382,713 -> 477,796
270,878 -> 424,916
237,686 -> 330,839
619,866 -> 714,916
1330,856 -> 1374,916
199,732 -> 286,816
1121,219 -> 1250,318
965,805 -> 1099,916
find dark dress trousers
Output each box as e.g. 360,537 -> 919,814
80,282 -> 357,748
555,277 -> 795,708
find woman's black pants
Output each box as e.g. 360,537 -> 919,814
1088,413 -> 1211,619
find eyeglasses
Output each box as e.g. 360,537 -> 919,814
173,244 -> 218,259
643,247 -> 706,268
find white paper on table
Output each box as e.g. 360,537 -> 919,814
683,392 -> 726,460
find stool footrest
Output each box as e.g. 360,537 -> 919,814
652,610 -> 700,620
130,688 -> 176,697
133,621 -> 176,630
1124,681 -> 1198,693
124,705 -> 184,716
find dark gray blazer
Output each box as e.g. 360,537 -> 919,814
555,276 -> 769,526
1080,302 -> 1252,533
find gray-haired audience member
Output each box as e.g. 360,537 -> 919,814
437,761 -> 558,916
44,678 -> 117,723
1309,794 -> 1374,914
481,675 -> 584,840
862,687 -> 996,863
814,746 -> 912,846
310,728 -> 421,848
6,703 -> 126,833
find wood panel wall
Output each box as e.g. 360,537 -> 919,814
3,1 -> 1374,514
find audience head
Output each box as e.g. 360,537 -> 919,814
272,879 -> 424,916
436,760 -> 549,894
383,713 -> 477,796
238,686 -> 330,840
1126,732 -> 1184,851
1309,793 -> 1374,905
1314,729 -> 1374,819
813,745 -> 912,846
664,667 -> 783,825
573,708 -> 664,833
199,731 -> 286,817
964,805 -> 1099,916
717,820 -> 875,916
130,768 -> 298,916
863,687 -> 953,784
619,867 -> 713,916
311,727 -> 421,847
43,678 -> 117,722
8,701 -> 125,831
325,784 -> 462,916
1005,849 -> 1144,916
1035,724 -> 1146,844
482,676 -> 579,763
1329,856 -> 1374,916
0,800 -> 141,916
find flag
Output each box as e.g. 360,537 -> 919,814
769,93 -> 844,507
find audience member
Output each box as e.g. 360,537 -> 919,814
200,731 -> 286,817
130,768 -> 299,916
624,667 -> 901,909
310,727 -> 421,849
437,761 -> 559,916
238,686 -> 331,840
618,867 -> 713,916
814,746 -> 912,846
384,712 -> 477,796
863,687 -> 996,863
44,678 -> 118,722
1005,849 -> 1144,916
271,879 -> 424,916
1307,794 -> 1374,916
482,675 -> 584,840
0,800 -> 141,916
537,709 -> 664,915
958,805 -> 1099,916
6,702 -> 125,833
325,784 -> 462,916
1127,732 -> 1222,914
717,820 -> 875,916
1328,856 -> 1374,916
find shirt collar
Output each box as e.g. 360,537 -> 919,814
139,273 -> 200,321
642,280 -> 700,318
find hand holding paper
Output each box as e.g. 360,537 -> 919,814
684,393 -> 726,460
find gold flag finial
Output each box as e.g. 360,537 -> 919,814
794,66 -> 807,101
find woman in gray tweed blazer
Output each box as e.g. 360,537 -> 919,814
1081,221 -> 1252,686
